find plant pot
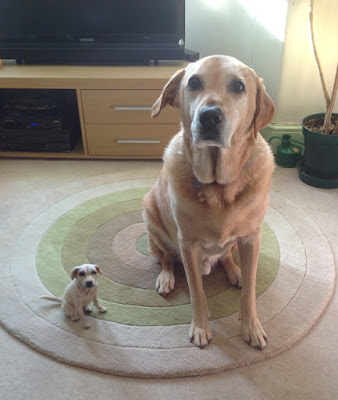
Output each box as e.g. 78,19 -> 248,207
297,113 -> 338,188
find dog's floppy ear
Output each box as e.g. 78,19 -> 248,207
95,265 -> 103,275
70,267 -> 80,280
151,68 -> 185,118
252,77 -> 275,138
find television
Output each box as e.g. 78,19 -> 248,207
0,0 -> 185,65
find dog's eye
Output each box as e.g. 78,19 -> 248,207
188,76 -> 202,91
232,80 -> 245,93
79,271 -> 85,277
91,270 -> 97,275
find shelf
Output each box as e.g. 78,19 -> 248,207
0,140 -> 86,159
0,62 -> 188,90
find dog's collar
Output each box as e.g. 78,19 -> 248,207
192,176 -> 221,189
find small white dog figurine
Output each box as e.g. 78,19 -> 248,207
40,264 -> 107,328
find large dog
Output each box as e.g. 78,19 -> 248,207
143,55 -> 275,349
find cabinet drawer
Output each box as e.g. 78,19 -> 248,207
81,90 -> 178,124
86,123 -> 178,156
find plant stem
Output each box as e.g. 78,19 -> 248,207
323,64 -> 338,134
309,0 -> 330,109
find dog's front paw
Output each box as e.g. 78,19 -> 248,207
241,318 -> 267,350
156,271 -> 175,296
189,322 -> 213,348
98,306 -> 107,313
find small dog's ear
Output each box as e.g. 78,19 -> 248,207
70,267 -> 80,280
95,265 -> 103,275
151,68 -> 185,118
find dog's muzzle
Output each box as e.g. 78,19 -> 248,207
199,106 -> 223,129
86,281 -> 94,288
198,106 -> 223,142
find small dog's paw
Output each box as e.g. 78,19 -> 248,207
189,322 -> 213,348
98,306 -> 107,313
71,315 -> 80,321
241,318 -> 267,350
156,271 -> 175,296
82,320 -> 91,329
84,306 -> 92,313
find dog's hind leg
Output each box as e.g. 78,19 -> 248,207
221,246 -> 242,288
74,302 -> 91,329
148,235 -> 176,296
156,254 -> 176,296
62,304 -> 80,321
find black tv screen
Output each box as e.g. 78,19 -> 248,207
0,0 -> 185,65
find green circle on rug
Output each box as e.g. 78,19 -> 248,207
136,234 -> 149,256
36,188 -> 280,326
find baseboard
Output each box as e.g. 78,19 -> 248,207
261,123 -> 303,141
261,124 -> 303,152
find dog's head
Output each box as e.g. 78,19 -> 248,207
152,55 -> 274,149
70,264 -> 103,289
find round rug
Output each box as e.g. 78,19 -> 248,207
1,172 -> 336,378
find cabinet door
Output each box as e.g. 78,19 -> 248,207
85,124 -> 178,156
81,90 -> 179,124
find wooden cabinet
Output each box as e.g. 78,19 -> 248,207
0,63 -> 185,159
81,89 -> 179,157
85,124 -> 175,156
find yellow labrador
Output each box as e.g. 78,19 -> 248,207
143,55 -> 275,349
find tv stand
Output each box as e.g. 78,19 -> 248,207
0,62 -> 188,159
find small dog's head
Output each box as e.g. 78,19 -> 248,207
70,264 -> 103,290
152,55 -> 275,149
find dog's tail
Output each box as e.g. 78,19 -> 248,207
40,295 -> 62,303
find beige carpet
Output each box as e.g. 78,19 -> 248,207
1,163 -> 335,379
1,159 -> 338,400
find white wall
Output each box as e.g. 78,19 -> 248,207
185,0 -> 338,125
276,0 -> 338,124
185,0 -> 288,104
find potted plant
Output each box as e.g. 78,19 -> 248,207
297,0 -> 338,188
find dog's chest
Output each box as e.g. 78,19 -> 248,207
65,285 -> 97,307
78,290 -> 96,305
201,236 -> 236,256
200,213 -> 239,253
190,191 -> 261,250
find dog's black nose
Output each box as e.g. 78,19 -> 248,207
86,281 -> 93,288
199,106 -> 223,130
